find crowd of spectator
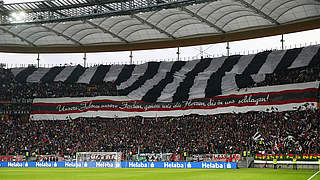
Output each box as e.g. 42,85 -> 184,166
254,64 -> 320,87
0,103 -> 31,115
5,81 -> 117,99
0,61 -> 320,159
1,109 -> 319,157
0,68 -> 117,100
0,68 -> 15,100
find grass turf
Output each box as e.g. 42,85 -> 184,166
0,168 -> 318,180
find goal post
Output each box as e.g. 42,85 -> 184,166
76,152 -> 122,168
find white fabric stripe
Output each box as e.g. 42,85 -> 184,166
117,63 -> 148,90
289,45 -> 320,69
228,54 -> 255,74
221,74 -> 237,94
189,57 -> 227,100
11,68 -> 26,77
54,66 -> 77,82
26,68 -> 51,83
103,65 -> 124,82
221,81 -> 319,96
157,59 -> 200,102
77,66 -> 98,84
251,74 -> 265,83
31,102 -> 314,120
258,49 -> 287,74
127,61 -> 174,100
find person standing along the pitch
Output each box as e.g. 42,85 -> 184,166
293,156 -> 297,170
273,158 -> 277,169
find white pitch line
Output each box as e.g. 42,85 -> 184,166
307,170 -> 320,180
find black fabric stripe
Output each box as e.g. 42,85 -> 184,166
308,47 -> 320,66
235,74 -> 255,89
65,65 -> 86,83
242,51 -> 272,75
273,48 -> 303,73
142,61 -> 186,102
89,65 -> 111,85
205,55 -> 241,98
14,67 -> 37,83
172,58 -> 212,102
114,65 -> 136,86
119,62 -> 160,96
40,66 -> 65,83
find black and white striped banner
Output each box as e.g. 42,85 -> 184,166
30,81 -> 319,120
11,45 -> 320,102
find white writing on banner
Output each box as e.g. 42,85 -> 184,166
56,95 -> 270,113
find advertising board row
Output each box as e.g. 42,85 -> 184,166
0,161 -> 237,169
255,154 -> 320,161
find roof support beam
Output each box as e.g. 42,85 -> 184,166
179,7 -> 225,33
84,20 -> 129,43
41,6 -> 129,43
42,1 -> 69,17
39,24 -> 83,45
235,0 -> 280,25
35,7 -> 83,46
0,27 -> 36,47
131,14 -> 176,39
1,0 -> 215,24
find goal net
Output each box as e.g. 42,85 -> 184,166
76,152 -> 122,168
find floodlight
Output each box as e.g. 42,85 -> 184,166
9,11 -> 26,22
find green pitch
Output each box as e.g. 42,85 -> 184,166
0,168 -> 318,180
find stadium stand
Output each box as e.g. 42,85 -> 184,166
0,109 -> 319,157
0,46 -> 319,161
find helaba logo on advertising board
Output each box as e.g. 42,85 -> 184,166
36,162 -> 53,167
96,162 -> 114,168
187,162 -> 192,168
128,162 -> 148,168
163,162 -> 185,168
65,162 -> 82,168
7,162 -> 23,167
202,162 -> 224,169
150,162 -> 154,168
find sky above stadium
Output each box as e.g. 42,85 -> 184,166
1,0 -> 320,67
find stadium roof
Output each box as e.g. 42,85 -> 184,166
0,0 -> 319,53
